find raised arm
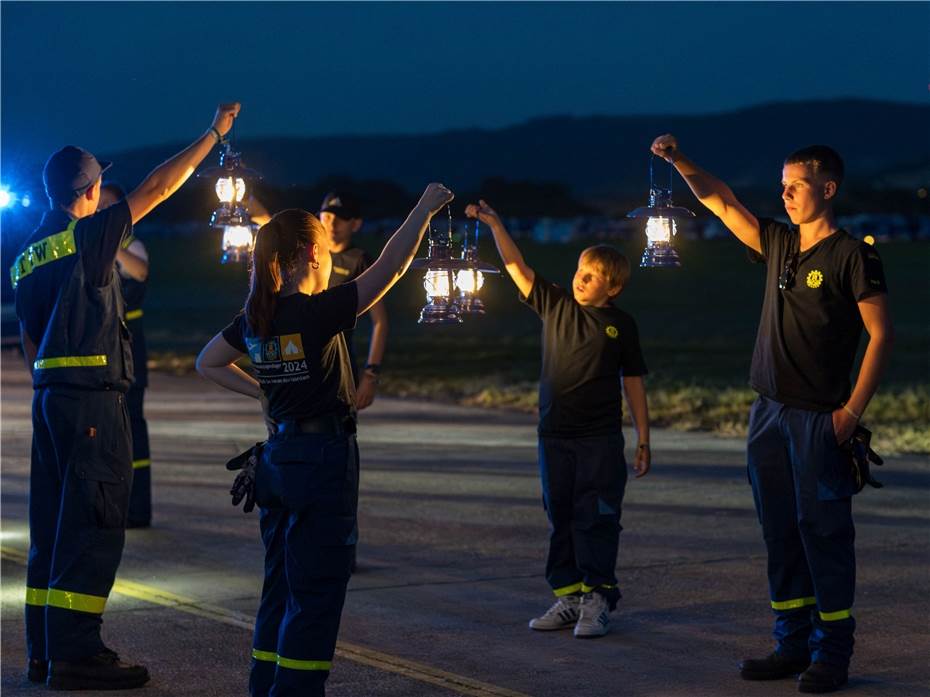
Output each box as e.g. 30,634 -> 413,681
650,135 -> 761,254
126,103 -> 241,225
354,183 -> 453,315
464,200 -> 535,297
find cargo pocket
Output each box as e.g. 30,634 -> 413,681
265,434 -> 349,512
74,431 -> 130,530
816,414 -> 857,501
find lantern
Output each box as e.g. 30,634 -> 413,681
410,211 -> 498,323
410,213 -> 462,324
456,221 -> 499,315
627,156 -> 695,268
199,143 -> 262,263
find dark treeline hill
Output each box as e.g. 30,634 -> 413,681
2,99 -> 928,222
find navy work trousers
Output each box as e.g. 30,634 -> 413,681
249,427 -> 359,697
747,395 -> 857,668
539,433 -> 627,607
126,384 -> 151,526
26,387 -> 132,662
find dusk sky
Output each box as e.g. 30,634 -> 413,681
2,1 -> 928,161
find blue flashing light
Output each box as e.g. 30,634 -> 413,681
0,189 -> 12,209
21,193 -> 31,208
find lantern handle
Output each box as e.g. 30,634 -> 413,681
648,154 -> 674,194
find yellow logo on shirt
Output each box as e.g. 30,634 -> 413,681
806,270 -> 824,289
605,325 -> 619,339
279,334 -> 305,360
332,265 -> 350,276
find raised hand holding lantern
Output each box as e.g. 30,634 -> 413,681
627,155 -> 695,268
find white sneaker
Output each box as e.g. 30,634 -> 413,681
528,595 -> 581,631
573,592 -> 610,638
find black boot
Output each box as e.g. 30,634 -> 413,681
27,657 -> 48,683
47,649 -> 150,691
798,662 -> 849,693
740,651 -> 811,680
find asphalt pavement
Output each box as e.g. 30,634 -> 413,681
2,354 -> 928,697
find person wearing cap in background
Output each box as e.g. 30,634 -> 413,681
98,182 -> 153,529
319,191 -> 388,410
11,102 -> 240,690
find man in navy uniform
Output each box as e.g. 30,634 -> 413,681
13,103 -> 240,689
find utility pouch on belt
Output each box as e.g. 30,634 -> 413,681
842,425 -> 884,493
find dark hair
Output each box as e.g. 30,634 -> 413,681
784,145 -> 845,188
244,209 -> 325,338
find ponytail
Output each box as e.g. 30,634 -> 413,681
245,221 -> 283,339
243,209 -> 326,339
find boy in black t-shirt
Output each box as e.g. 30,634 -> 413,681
465,200 -> 651,639
650,135 -> 893,693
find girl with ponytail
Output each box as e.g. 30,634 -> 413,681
196,183 -> 453,697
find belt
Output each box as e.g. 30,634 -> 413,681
278,414 -> 356,436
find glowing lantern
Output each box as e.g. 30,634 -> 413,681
198,143 -> 262,263
627,156 -> 695,268
410,213 -> 499,323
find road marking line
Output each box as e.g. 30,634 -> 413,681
1,545 -> 528,697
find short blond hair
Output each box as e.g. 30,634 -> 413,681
580,245 -> 630,293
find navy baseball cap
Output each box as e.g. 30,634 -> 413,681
43,146 -> 112,203
319,191 -> 362,220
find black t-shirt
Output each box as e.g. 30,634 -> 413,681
14,201 -> 132,345
222,282 -> 359,422
328,246 -> 373,289
748,218 -> 888,411
521,275 -> 648,438
327,245 -> 374,376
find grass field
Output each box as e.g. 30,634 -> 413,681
142,230 -> 930,453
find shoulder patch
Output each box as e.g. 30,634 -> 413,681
605,325 -> 619,339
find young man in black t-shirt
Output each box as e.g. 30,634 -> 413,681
319,191 -> 388,410
650,135 -> 893,693
466,200 -> 651,639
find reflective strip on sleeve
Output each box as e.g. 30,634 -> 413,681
819,608 -> 852,622
46,588 -> 107,614
10,221 -> 78,289
34,355 -> 108,370
125,309 -> 143,320
25,587 -> 48,606
581,583 -> 616,593
553,582 -> 583,597
121,234 -> 136,250
132,459 -> 151,470
771,596 -> 817,611
251,649 -> 277,663
276,655 -> 332,671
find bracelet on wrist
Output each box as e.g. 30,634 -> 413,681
208,126 -> 224,144
364,363 -> 381,376
842,404 -> 860,420
638,443 -> 650,449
